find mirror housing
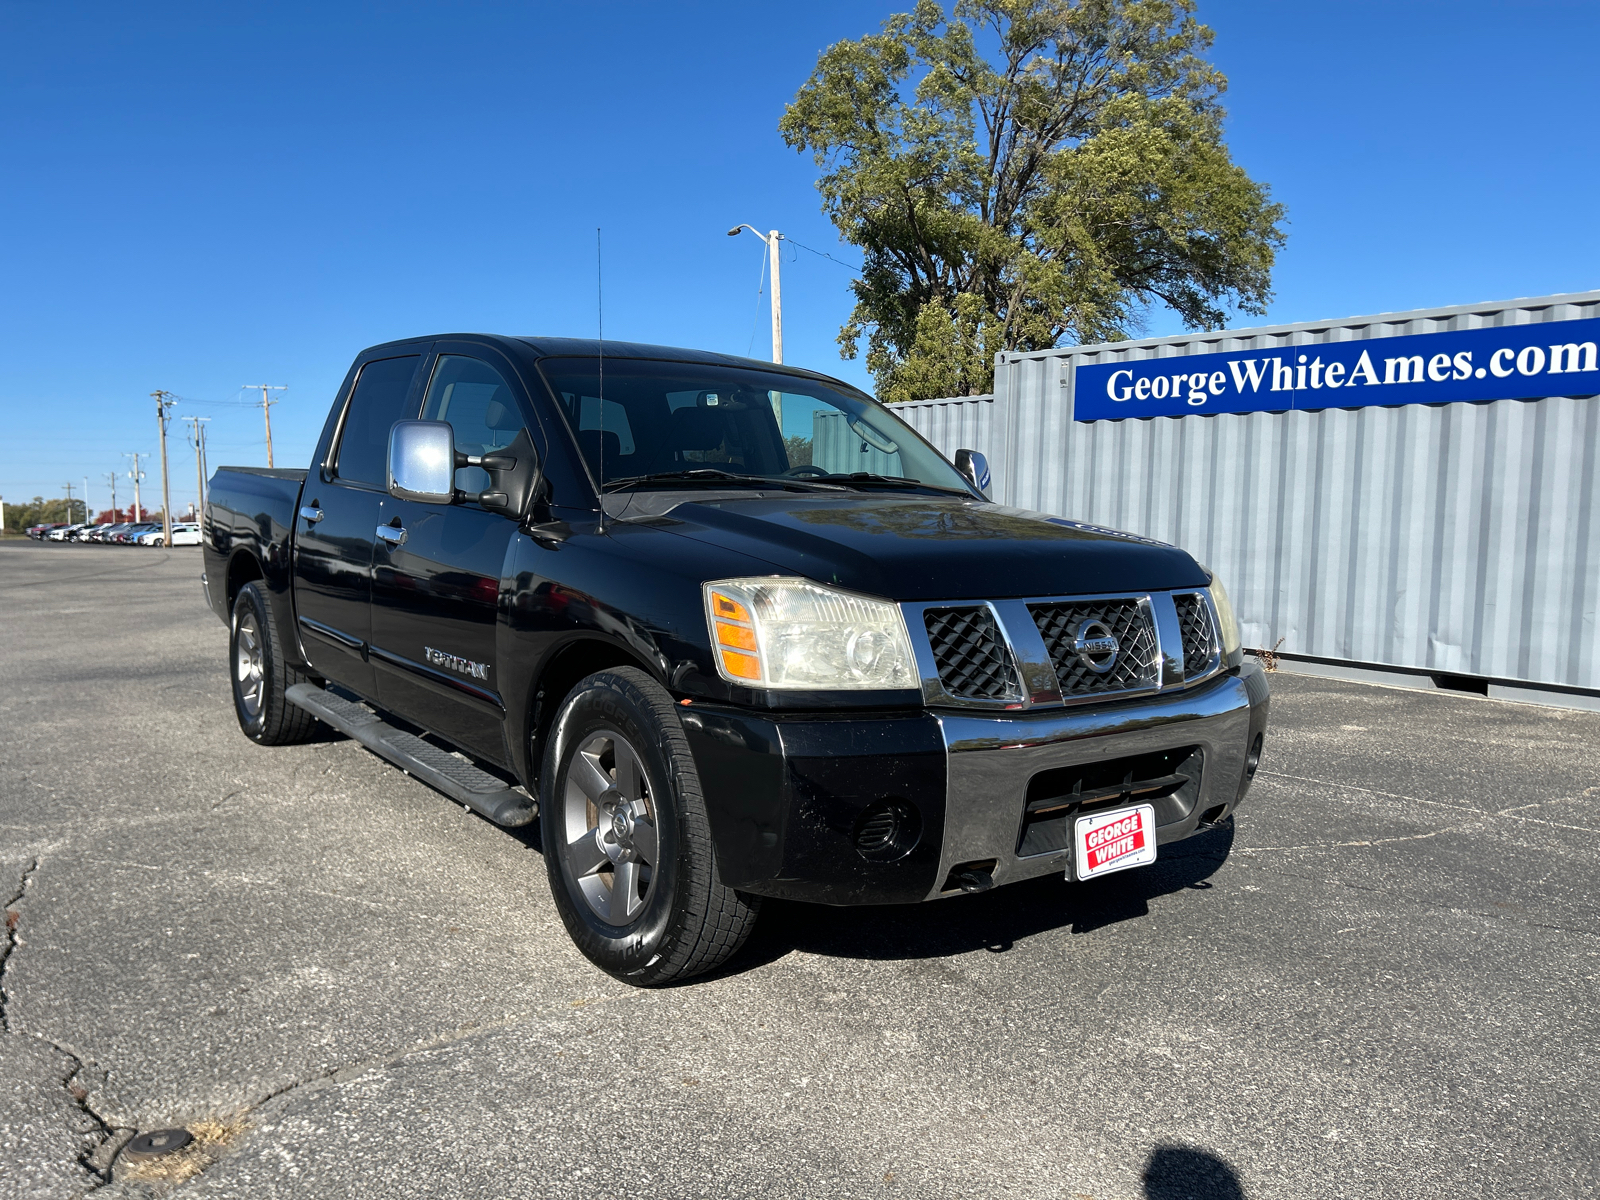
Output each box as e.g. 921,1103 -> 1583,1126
388,421 -> 456,504
954,448 -> 991,497
476,427 -> 542,520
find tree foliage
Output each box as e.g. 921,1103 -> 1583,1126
780,0 -> 1286,402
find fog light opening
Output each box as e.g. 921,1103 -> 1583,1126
852,800 -> 922,863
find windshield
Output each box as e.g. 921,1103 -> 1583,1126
536,358 -> 973,494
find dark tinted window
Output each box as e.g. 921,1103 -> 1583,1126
334,356 -> 420,486
421,356 -> 526,494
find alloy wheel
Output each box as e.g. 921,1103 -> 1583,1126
235,611 -> 265,720
561,730 -> 660,925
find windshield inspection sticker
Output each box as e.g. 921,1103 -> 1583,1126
1073,803 -> 1158,881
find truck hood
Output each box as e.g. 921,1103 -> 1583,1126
644,494 -> 1207,601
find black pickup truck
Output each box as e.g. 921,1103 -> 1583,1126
203,335 -> 1269,984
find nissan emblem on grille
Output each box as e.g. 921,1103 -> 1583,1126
1072,619 -> 1119,674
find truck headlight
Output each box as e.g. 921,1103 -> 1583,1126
703,577 -> 916,690
1201,568 -> 1242,657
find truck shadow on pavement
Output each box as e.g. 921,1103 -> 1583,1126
716,819 -> 1235,977
1142,1144 -> 1246,1200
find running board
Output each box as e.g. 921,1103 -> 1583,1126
285,683 -> 536,827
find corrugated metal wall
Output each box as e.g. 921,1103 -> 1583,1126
895,292 -> 1600,692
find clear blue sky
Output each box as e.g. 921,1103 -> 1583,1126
4,0 -> 1597,517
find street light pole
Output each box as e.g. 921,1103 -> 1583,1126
728,225 -> 783,364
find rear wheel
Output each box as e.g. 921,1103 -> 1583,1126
230,582 -> 320,745
540,668 -> 759,986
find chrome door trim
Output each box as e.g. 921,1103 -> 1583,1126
297,614 -> 363,652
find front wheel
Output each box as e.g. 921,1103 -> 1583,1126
540,668 -> 759,986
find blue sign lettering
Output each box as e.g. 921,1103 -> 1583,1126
1073,318 -> 1600,421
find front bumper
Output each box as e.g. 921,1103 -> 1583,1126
930,658 -> 1269,899
682,660 -> 1269,906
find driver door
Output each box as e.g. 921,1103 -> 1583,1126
369,348 -> 537,764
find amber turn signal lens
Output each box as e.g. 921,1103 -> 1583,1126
711,592 -> 750,623
715,621 -> 757,651
718,648 -> 761,680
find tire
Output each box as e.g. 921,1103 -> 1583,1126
230,582 -> 320,745
540,668 -> 759,986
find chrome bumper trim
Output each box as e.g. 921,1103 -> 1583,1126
927,663 -> 1268,899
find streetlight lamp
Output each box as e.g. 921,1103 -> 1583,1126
728,224 -> 783,364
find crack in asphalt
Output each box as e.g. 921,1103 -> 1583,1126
44,1036 -> 131,1191
1,860 -> 133,1191
1,857 -> 39,1033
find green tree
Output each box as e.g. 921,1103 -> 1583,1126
780,0 -> 1286,402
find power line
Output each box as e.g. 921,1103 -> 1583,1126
782,235 -> 863,275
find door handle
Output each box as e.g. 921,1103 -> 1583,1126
376,524 -> 408,546
299,506 -> 324,524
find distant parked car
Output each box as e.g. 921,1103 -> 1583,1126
137,523 -> 195,546
85,524 -> 116,542
113,523 -> 157,544
47,524 -> 86,541
97,523 -> 129,543
143,522 -> 201,547
28,523 -> 66,540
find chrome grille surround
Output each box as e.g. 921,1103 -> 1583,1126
922,606 -> 1021,702
905,589 -> 1226,711
1173,591 -> 1221,677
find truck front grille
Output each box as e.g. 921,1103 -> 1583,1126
1029,598 -> 1159,697
924,606 -> 1019,701
1173,592 -> 1217,676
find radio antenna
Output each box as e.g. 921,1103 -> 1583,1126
597,226 -> 605,533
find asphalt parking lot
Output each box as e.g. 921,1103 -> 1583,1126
1,540 -> 1596,1200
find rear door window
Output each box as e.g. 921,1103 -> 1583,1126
333,356 -> 421,487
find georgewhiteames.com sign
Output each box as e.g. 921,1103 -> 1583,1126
1073,317 -> 1600,422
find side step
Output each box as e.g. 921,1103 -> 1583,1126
285,683 -> 536,827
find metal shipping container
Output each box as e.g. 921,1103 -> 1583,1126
894,291 -> 1600,705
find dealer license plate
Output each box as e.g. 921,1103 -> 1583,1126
1072,803 -> 1158,881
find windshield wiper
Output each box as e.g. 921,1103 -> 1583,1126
816,473 -> 972,495
600,468 -> 839,493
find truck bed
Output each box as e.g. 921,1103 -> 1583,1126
202,465 -> 306,637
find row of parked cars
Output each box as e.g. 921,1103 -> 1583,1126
23,521 -> 203,546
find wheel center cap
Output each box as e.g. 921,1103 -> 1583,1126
609,807 -> 631,843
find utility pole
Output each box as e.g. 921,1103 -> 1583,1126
183,416 -> 211,519
152,391 -> 176,546
63,481 -> 77,524
105,471 -> 119,521
245,385 -> 287,468
727,225 -> 784,363
124,452 -> 146,523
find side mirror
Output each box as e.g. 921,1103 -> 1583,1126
388,421 -> 456,504
954,448 -> 991,497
